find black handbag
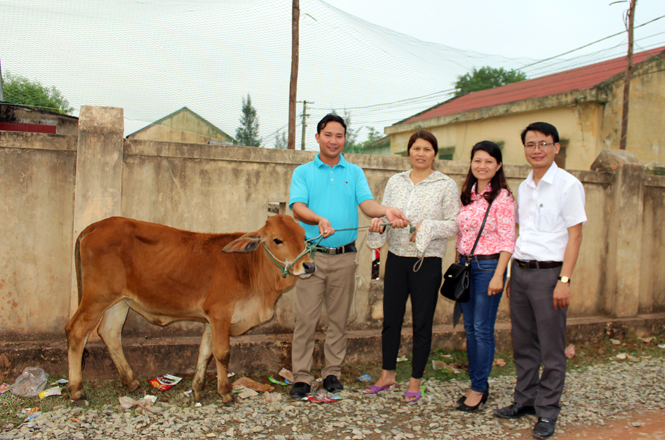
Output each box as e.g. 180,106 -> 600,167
440,201 -> 493,303
441,260 -> 471,302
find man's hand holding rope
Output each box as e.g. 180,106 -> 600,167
318,217 -> 335,238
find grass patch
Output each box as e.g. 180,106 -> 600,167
340,331 -> 664,390
0,377 -> 126,429
565,331 -> 664,371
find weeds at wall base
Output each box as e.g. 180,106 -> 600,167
0,332 -> 662,430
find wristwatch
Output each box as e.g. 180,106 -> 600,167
558,276 -> 570,284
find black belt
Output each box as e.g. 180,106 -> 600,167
316,242 -> 357,255
460,253 -> 500,261
515,259 -> 562,269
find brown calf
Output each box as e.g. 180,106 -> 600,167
65,215 -> 315,403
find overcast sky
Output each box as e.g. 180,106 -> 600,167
325,0 -> 665,59
1,0 -> 664,148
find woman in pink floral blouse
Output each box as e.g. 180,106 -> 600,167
364,130 -> 459,402
455,141 -> 516,412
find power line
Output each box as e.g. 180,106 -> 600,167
310,31 -> 664,117
518,14 -> 665,70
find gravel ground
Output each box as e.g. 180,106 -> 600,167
2,358 -> 664,440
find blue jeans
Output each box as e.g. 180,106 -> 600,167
459,257 -> 503,393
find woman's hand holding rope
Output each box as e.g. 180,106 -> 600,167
385,207 -> 409,229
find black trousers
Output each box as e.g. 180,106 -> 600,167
382,252 -> 442,378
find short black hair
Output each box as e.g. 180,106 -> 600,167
317,113 -> 347,135
520,122 -> 560,144
407,130 -> 439,155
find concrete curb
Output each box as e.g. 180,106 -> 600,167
1,313 -> 664,383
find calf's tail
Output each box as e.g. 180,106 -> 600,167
75,231 -> 89,369
75,232 -> 84,305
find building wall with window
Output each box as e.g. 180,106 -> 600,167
601,55 -> 665,164
0,103 -> 78,135
388,100 -> 605,169
385,48 -> 665,171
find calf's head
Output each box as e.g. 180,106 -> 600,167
222,214 -> 315,277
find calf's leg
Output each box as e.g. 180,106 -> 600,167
97,300 -> 140,393
65,301 -> 109,400
209,314 -> 234,403
192,323 -> 213,402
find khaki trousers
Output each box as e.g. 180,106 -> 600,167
291,251 -> 357,385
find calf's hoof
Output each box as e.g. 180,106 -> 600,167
72,398 -> 89,407
68,386 -> 87,402
193,389 -> 206,402
221,392 -> 235,404
126,379 -> 141,394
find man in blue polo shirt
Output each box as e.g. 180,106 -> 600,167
288,113 -> 408,399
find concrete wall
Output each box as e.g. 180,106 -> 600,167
0,132 -> 77,337
1,106 -> 664,344
640,175 -> 665,313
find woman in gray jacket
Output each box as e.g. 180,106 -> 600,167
365,130 -> 459,402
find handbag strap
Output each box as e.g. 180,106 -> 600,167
468,200 -> 493,258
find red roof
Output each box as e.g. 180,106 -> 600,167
404,46 -> 665,124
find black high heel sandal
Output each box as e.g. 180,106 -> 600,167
455,389 -> 489,412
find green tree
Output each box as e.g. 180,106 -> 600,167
364,126 -> 383,144
454,66 -> 527,97
2,72 -> 73,114
274,130 -> 287,149
329,112 -> 384,154
235,94 -> 261,147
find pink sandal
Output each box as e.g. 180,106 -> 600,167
404,391 -> 422,403
363,384 -> 393,395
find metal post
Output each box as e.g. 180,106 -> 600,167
299,100 -> 312,151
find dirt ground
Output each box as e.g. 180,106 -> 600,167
495,409 -> 665,440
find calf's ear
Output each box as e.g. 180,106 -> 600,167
223,234 -> 262,253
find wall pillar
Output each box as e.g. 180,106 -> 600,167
591,149 -> 644,317
70,106 -> 124,315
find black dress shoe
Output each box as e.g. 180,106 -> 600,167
456,389 -> 489,412
533,417 -> 556,439
456,395 -> 466,405
493,402 -> 536,419
289,382 -> 311,399
323,375 -> 343,392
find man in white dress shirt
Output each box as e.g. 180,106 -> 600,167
494,122 -> 586,439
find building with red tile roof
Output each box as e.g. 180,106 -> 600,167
386,46 -> 665,170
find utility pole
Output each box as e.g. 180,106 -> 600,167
287,0 -> 299,150
297,100 -> 313,150
619,0 -> 637,150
